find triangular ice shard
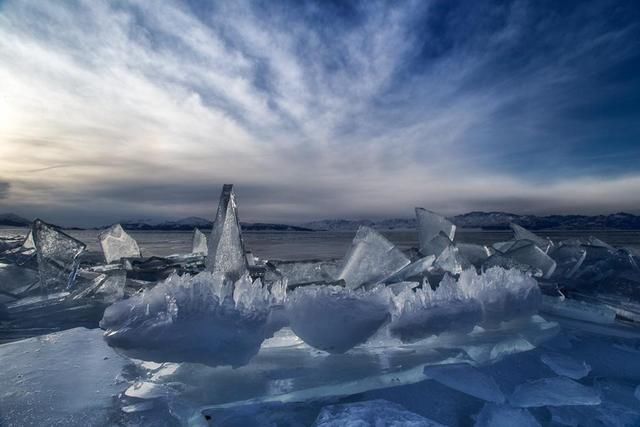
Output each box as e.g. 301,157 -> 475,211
205,184 -> 248,282
191,228 -> 208,255
32,219 -> 86,293
98,224 -> 141,263
337,226 -> 410,289
510,223 -> 553,252
415,208 -> 456,255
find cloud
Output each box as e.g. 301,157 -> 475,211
0,182 -> 9,199
0,0 -> 639,226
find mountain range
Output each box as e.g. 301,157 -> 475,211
2,211 -> 640,231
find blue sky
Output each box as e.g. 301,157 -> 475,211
1,0 -> 639,226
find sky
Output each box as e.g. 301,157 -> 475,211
1,0 -> 640,226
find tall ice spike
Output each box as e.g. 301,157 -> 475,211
205,184 -> 248,281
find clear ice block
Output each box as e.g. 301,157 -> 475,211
205,184 -> 249,282
98,223 -> 141,263
192,227 -> 208,255
510,224 -> 553,252
416,208 -> 456,255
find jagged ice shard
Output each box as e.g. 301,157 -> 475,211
191,227 -> 208,255
98,223 -> 141,263
337,226 -> 410,289
205,184 -> 248,282
510,223 -> 553,252
416,208 -> 456,255
32,219 -> 86,293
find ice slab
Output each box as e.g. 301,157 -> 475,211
550,245 -> 587,278
0,328 -> 130,427
101,271 -> 285,367
0,262 -> 38,302
541,295 -> 616,324
504,242 -> 556,279
433,244 -> 472,274
313,399 -> 445,426
421,232 -> 454,257
98,223 -> 141,263
457,243 -> 492,267
192,227 -> 208,255
337,226 -> 409,289
270,259 -> 340,287
423,363 -> 505,403
540,353 -> 591,379
286,285 -> 390,353
205,184 -> 249,282
32,219 -> 86,293
509,377 -> 601,407
416,208 -> 456,255
385,255 -> 435,283
510,224 -> 552,252
474,403 -> 541,427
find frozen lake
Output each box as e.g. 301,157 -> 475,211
2,227 -> 640,260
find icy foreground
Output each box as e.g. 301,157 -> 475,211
2,185 -> 640,425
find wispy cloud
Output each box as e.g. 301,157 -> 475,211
0,0 -> 639,225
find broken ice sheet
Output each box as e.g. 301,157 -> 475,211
509,377 -> 601,407
540,352 -> 591,380
337,226 -> 409,289
474,403 -> 541,427
101,271 -> 285,367
192,227 -> 208,255
415,208 -> 456,254
33,219 -> 86,293
313,399 -> 445,427
457,243 -> 492,267
205,184 -> 249,282
433,244 -> 472,274
286,284 -> 390,353
549,244 -> 587,279
510,223 -> 553,252
98,223 -> 141,263
423,363 -> 505,403
269,259 -> 340,287
484,241 -> 556,279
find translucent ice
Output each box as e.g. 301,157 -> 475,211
286,284 -> 390,353
420,232 -> 455,257
541,296 -> 616,324
271,259 -> 340,287
98,223 -> 141,263
433,244 -> 472,274
101,271 -> 285,366
423,363 -> 505,403
484,241 -> 556,279
337,226 -> 409,289
313,400 -> 445,427
510,223 -> 553,252
205,184 -> 249,282
474,403 -> 541,427
540,353 -> 591,380
509,377 -> 601,407
192,227 -> 208,255
385,255 -> 435,283
32,219 -> 86,293
416,208 -> 456,254
550,245 -> 587,279
457,243 -> 493,267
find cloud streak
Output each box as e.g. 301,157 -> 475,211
0,0 -> 639,226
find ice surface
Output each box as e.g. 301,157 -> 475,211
0,327 -> 130,427
32,219 -> 86,293
509,377 -> 601,407
337,226 -> 409,289
541,295 -> 616,324
540,353 -> 591,379
385,255 -> 435,283
474,403 -> 541,427
313,400 -> 445,426
270,259 -> 340,287
72,269 -> 127,303
205,184 -> 249,282
423,363 -> 505,403
98,223 -> 141,263
192,227 -> 208,255
286,284 -> 390,353
550,244 -> 587,278
101,271 -> 285,366
510,223 -> 552,252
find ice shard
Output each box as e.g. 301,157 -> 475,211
423,363 -> 505,403
510,223 -> 553,252
416,208 -> 456,255
191,227 -> 208,255
205,184 -> 248,282
337,226 -> 410,289
98,224 -> 141,263
32,219 -> 86,293
421,232 -> 455,257
433,244 -> 472,274
509,377 -> 601,407
484,241 -> 556,279
540,353 -> 591,380
457,243 -> 493,267
549,244 -> 587,279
